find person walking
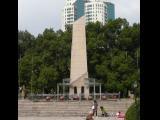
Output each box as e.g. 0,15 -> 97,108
93,100 -> 98,116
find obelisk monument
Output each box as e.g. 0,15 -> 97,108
70,16 -> 89,98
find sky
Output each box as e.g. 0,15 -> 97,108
18,0 -> 140,37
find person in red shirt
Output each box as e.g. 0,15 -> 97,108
116,111 -> 125,118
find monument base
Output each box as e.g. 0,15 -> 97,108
69,74 -> 89,99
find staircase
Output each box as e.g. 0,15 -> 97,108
18,99 -> 134,117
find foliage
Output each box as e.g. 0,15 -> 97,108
125,100 -> 140,120
18,18 -> 140,96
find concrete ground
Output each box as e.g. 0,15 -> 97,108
18,117 -> 124,120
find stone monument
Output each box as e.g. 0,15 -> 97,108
57,16 -> 102,100
69,16 -> 89,98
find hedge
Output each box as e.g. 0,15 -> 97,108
125,100 -> 140,120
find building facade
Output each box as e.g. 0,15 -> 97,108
105,2 -> 115,20
61,0 -> 115,31
74,0 -> 86,20
61,0 -> 76,31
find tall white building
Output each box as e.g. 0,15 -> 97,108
85,0 -> 115,25
61,0 -> 115,31
61,0 -> 76,31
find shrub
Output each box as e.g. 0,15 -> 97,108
125,100 -> 140,120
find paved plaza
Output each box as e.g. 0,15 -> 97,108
18,117 -> 124,120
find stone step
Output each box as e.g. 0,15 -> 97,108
18,103 -> 131,106
28,114 -> 86,116
18,109 -> 128,112
18,106 -> 129,110
19,107 -> 128,109
19,111 -> 126,114
19,108 -> 127,111
18,101 -> 133,104
31,103 -> 132,105
18,107 -> 128,110
18,99 -> 133,117
18,110 -> 127,117
18,99 -> 133,103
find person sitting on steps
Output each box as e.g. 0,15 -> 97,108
100,106 -> 108,117
116,111 -> 125,118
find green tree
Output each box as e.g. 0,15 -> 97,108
34,66 -> 58,93
18,18 -> 140,97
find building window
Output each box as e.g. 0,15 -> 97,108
81,86 -> 84,94
74,87 -> 77,94
88,5 -> 92,7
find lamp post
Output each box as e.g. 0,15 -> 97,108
133,81 -> 137,104
93,78 -> 96,100
18,59 -> 21,96
18,40 -> 22,96
31,56 -> 33,100
31,40 -> 34,100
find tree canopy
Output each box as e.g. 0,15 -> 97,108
18,18 -> 140,97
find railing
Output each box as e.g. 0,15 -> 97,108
101,93 -> 120,100
26,94 -> 56,101
19,92 -> 120,102
88,93 -> 120,100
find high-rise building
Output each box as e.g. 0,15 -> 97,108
85,0 -> 115,25
61,0 -> 115,31
106,2 -> 115,20
61,0 -> 76,31
74,0 -> 85,20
